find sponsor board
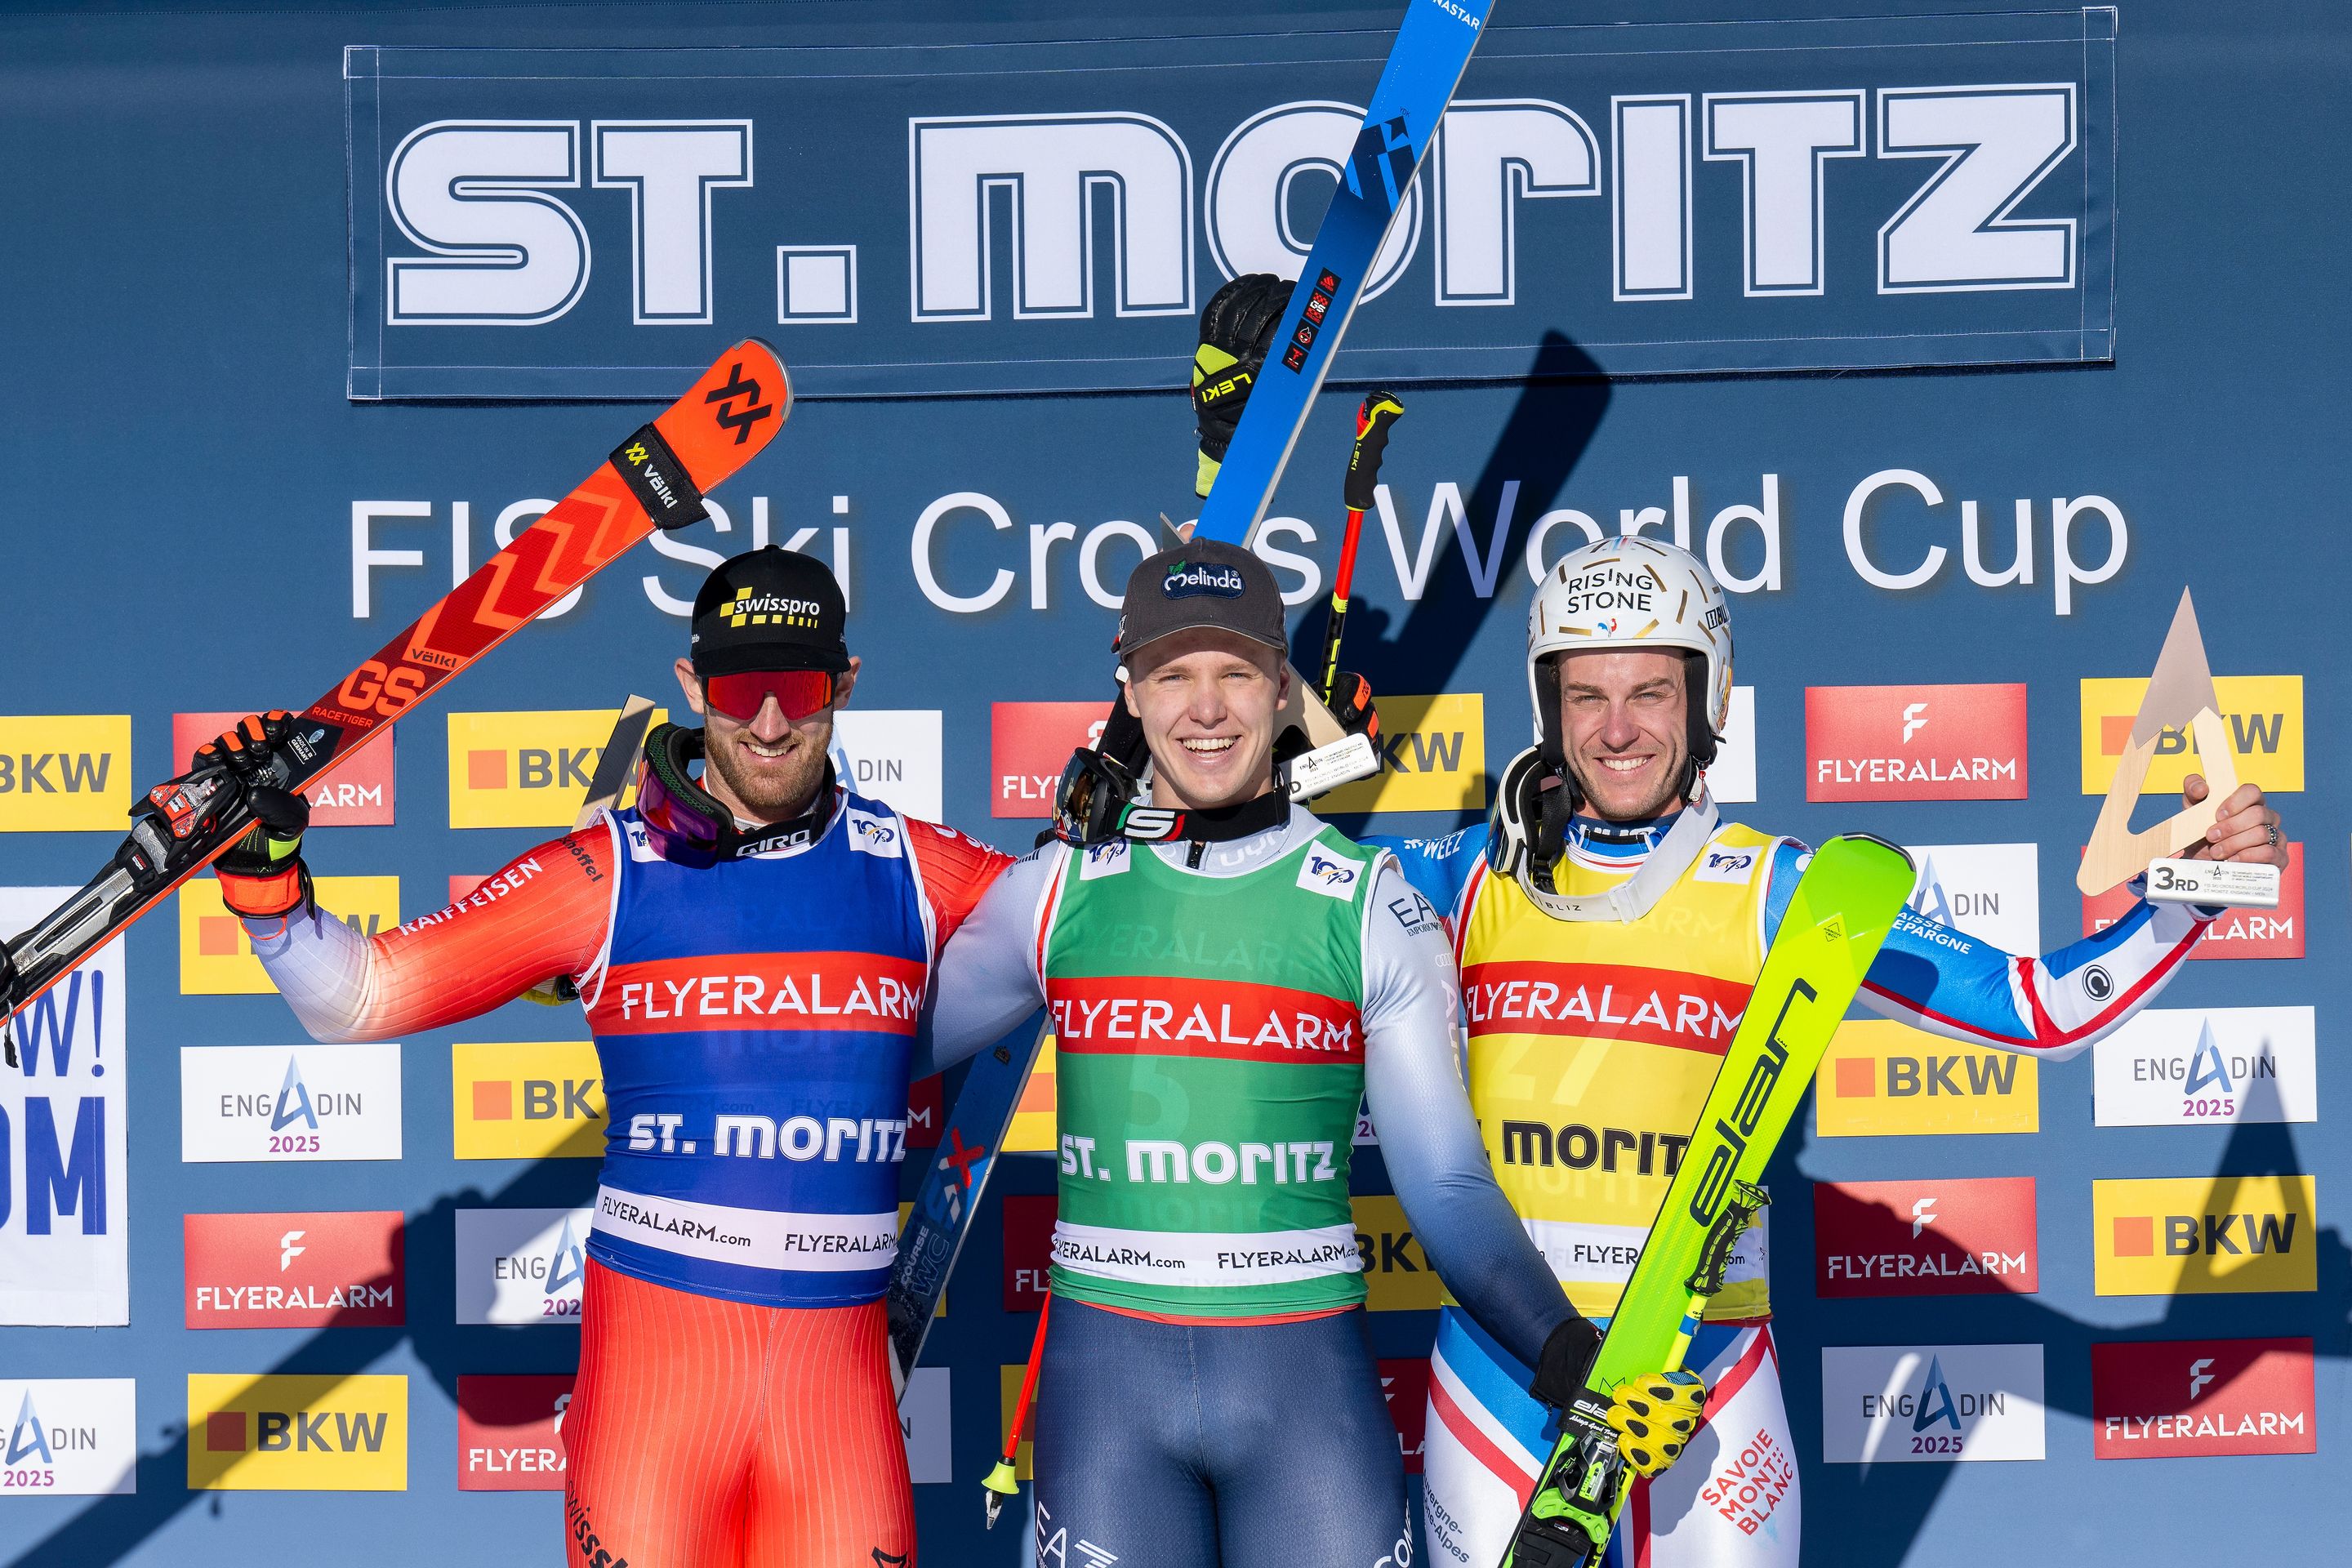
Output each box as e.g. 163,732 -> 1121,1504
2083,842 -> 2304,959
1318,694 -> 1486,813
906,1074 -> 941,1151
1707,686 -> 1758,805
2078,675 -> 2304,795
450,1041 -> 606,1158
1352,1195 -> 1440,1312
0,889 -> 129,1326
2090,1337 -> 2315,1459
180,1044 -> 403,1163
0,715 -> 130,831
990,702 -> 1108,818
187,1374 -> 408,1490
184,1211 -> 404,1328
1815,1019 -> 2038,1137
1002,1193 -> 1055,1312
445,708 -> 665,829
178,875 -> 399,995
1814,1178 -> 2037,1298
1804,684 -> 2028,801
901,1366 -> 951,1485
2091,1007 -> 2316,1127
0,1379 -> 137,1495
174,711 -> 395,826
2092,1175 -> 2315,1296
1004,1036 -> 1058,1153
1820,1343 -> 2045,1463
453,1207 -> 592,1326
1378,1358 -> 1430,1475
1900,842 -> 2040,952
830,709 -> 944,821
456,1374 -> 574,1490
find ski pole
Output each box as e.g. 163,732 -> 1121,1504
1318,390 -> 1405,706
982,1293 -> 1053,1529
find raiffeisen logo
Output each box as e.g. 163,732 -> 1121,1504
1815,1019 -> 2039,1136
1821,1343 -> 2046,1463
185,1211 -> 405,1328
187,1374 -> 408,1491
2092,1174 -> 2315,1295
179,1044 -> 404,1162
2091,1337 -> 2315,1459
1814,1177 -> 2038,1298
2091,1008 -> 2317,1129
1804,684 -> 2028,801
0,1380 -> 136,1494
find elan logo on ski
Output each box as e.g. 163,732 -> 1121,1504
1160,560 -> 1245,599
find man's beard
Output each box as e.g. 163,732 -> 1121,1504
1568,750 -> 1687,821
702,724 -> 831,819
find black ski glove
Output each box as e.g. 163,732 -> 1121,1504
1191,273 -> 1294,497
203,713 -> 314,920
1530,1314 -> 1605,1410
1327,670 -> 1380,749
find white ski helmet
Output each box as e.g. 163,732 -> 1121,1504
1526,535 -> 1732,786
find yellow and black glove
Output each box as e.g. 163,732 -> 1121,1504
1190,273 -> 1294,498
201,713 -> 313,920
1602,1369 -> 1708,1478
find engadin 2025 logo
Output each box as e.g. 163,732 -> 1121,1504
453,1207 -> 591,1325
180,1044 -> 404,1162
2091,1007 -> 2316,1129
1820,1343 -> 2045,1463
2091,1336 -> 2315,1459
1804,684 -> 2027,802
0,1379 -> 137,1494
444,707 -> 666,830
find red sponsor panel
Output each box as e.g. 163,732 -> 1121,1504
1378,1358 -> 1430,1474
1463,962 -> 1750,1055
176,710 -> 395,826
587,951 -> 928,1036
1803,684 -> 2028,802
906,1073 -> 943,1151
991,702 -> 1110,817
2082,843 -> 2305,959
457,1374 -> 576,1490
1812,1178 -> 2037,1298
1003,1193 -> 1058,1312
1046,976 -> 1363,1064
183,1210 -> 405,1327
2091,1338 -> 2314,1458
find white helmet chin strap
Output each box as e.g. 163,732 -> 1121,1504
1512,778 -> 1720,924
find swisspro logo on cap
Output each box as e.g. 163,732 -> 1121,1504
2078,674 -> 2304,795
179,1044 -> 404,1162
174,712 -> 394,826
179,876 -> 399,996
450,1041 -> 605,1160
1814,1178 -> 2037,1298
2083,842 -> 2304,958
2091,1337 -> 2315,1459
1815,1020 -> 2038,1137
188,1374 -> 407,1491
2091,1007 -> 2316,1129
2093,1174 -> 2314,1296
1804,684 -> 2028,801
0,1379 -> 138,1494
1160,558 -> 1246,598
720,585 -> 824,628
184,1211 -> 403,1328
0,715 -> 130,833
453,1207 -> 591,1325
456,1374 -> 575,1491
991,702 -> 1111,817
1820,1343 -> 2045,1463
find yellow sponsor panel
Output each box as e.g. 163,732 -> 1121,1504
450,1040 -> 607,1158
2091,1174 -> 2316,1296
1004,1036 -> 1058,1153
1813,1018 -> 2039,1137
1319,694 -> 1486,813
187,1374 -> 408,1490
997,1363 -> 1036,1481
1352,1194 -> 1441,1311
445,707 -> 666,829
2078,675 -> 2303,794
0,715 -> 131,831
179,875 -> 399,996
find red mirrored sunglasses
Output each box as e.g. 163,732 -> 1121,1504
702,668 -> 836,724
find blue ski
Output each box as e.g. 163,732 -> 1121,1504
888,0 -> 1499,1392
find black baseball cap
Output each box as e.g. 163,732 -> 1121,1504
1115,539 -> 1287,666
688,547 -> 850,676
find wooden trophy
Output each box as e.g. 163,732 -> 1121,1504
2077,590 -> 2278,907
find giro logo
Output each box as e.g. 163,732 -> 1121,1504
2091,1007 -> 2316,1128
2093,1174 -> 2315,1295
1815,1178 -> 2037,1298
179,1043 -> 404,1162
1817,1021 -> 2039,1137
1806,684 -> 2028,801
1822,1343 -> 2046,1464
2091,1338 -> 2314,1459
184,1211 -> 404,1328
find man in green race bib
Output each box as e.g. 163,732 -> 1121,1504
924,539 -> 1600,1568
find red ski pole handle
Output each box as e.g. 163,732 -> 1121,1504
1321,390 -> 1404,703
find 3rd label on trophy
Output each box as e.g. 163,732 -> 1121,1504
2078,590 -> 2282,910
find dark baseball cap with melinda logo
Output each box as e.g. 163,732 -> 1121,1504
688,546 -> 851,675
1115,538 -> 1288,666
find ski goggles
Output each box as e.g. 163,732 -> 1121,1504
702,668 -> 836,724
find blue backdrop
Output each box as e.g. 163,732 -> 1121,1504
0,2 -> 2341,1565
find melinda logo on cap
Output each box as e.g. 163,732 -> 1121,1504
1162,559 -> 1247,599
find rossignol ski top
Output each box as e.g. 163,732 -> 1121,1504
1040,828 -> 1377,1318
